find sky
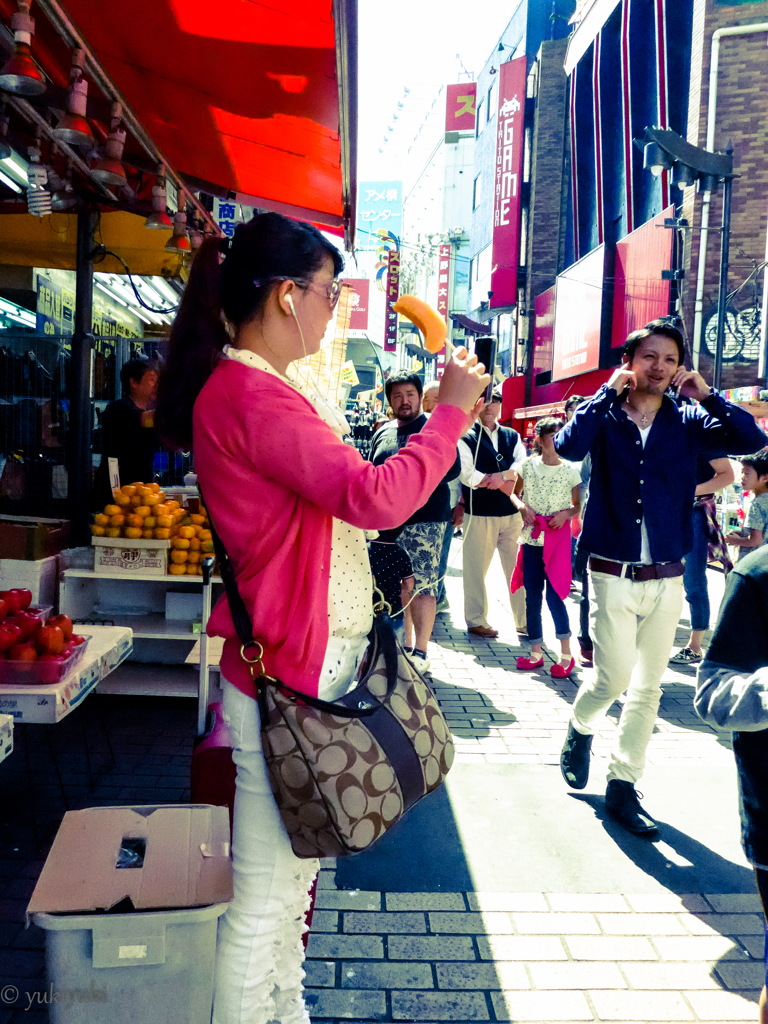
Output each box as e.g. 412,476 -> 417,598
356,0 -> 512,181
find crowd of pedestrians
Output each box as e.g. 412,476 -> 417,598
159,210 -> 768,1024
363,318 -> 768,1023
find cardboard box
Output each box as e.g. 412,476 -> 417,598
0,516 -> 70,560
92,536 -> 170,575
0,625 -> 131,724
0,554 -> 58,605
0,713 -> 12,764
29,805 -> 231,1024
28,804 -> 233,915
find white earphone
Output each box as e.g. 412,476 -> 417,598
286,293 -> 296,316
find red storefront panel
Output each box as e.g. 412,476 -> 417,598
552,244 -> 604,381
612,206 -> 673,347
533,285 -> 556,378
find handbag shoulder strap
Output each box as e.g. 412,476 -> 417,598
199,488 -> 255,649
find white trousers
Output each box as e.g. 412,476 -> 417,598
462,513 -> 527,630
213,681 -> 318,1024
571,570 -> 684,784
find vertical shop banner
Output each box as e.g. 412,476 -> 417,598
36,275 -> 75,336
384,251 -> 400,353
436,243 -> 452,376
213,197 -> 254,239
445,83 -> 477,132
342,278 -> 370,330
490,57 -> 527,309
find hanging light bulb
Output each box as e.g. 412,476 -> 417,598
188,217 -> 204,249
52,49 -> 93,146
165,211 -> 191,253
48,161 -> 76,210
91,102 -> 127,187
145,164 -> 173,229
26,145 -> 51,217
0,1 -> 46,96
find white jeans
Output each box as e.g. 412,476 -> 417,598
570,570 -> 684,784
213,681 -> 318,1024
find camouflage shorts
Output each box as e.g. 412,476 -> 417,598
398,521 -> 447,599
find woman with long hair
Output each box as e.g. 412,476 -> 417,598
154,212 -> 488,1024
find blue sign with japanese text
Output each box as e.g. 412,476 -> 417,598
357,181 -> 402,248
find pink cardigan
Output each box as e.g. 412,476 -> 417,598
193,359 -> 467,698
510,514 -> 573,600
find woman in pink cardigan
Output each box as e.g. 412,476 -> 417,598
155,212 -> 488,1024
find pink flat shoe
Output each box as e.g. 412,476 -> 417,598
516,655 -> 544,670
550,657 -> 576,678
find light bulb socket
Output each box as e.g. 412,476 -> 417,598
643,141 -> 672,177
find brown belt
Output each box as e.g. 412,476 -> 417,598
589,557 -> 685,582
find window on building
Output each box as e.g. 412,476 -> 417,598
472,174 -> 482,211
487,78 -> 497,121
476,97 -> 484,136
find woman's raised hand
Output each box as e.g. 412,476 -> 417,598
437,347 -> 491,417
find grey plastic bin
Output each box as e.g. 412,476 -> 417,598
32,902 -> 228,1024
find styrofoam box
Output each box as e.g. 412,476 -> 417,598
0,626 -> 132,724
0,713 -> 12,764
0,555 -> 57,606
92,537 -> 170,576
165,591 -> 204,621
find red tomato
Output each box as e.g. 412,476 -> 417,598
0,590 -> 22,614
69,634 -> 87,646
47,614 -> 73,642
36,625 -> 64,656
12,589 -> 32,610
8,642 -> 37,662
60,641 -> 78,659
0,599 -> 7,624
0,624 -> 22,651
12,611 -> 42,642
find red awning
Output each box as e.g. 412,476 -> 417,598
1,0 -> 356,243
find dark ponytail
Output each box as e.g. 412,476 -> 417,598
155,212 -> 344,450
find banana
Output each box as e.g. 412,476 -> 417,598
392,294 -> 447,353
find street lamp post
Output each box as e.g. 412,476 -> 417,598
641,127 -> 734,391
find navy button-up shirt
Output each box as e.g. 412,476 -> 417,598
555,384 -> 768,563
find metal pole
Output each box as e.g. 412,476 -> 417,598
713,174 -> 732,392
69,210 -> 96,545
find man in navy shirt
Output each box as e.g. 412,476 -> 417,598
557,321 -> 767,834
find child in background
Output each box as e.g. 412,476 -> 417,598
695,543 -> 768,1024
726,452 -> 768,560
368,528 -> 415,645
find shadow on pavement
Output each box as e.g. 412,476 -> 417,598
570,791 -> 762,1003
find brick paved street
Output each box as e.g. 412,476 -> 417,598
0,541 -> 762,1022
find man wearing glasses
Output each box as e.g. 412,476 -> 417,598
459,388 -> 527,639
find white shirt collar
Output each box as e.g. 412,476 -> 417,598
224,344 -> 350,439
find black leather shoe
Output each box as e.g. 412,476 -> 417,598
560,722 -> 592,790
605,780 -> 659,835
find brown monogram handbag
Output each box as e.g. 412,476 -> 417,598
206,508 -> 455,859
